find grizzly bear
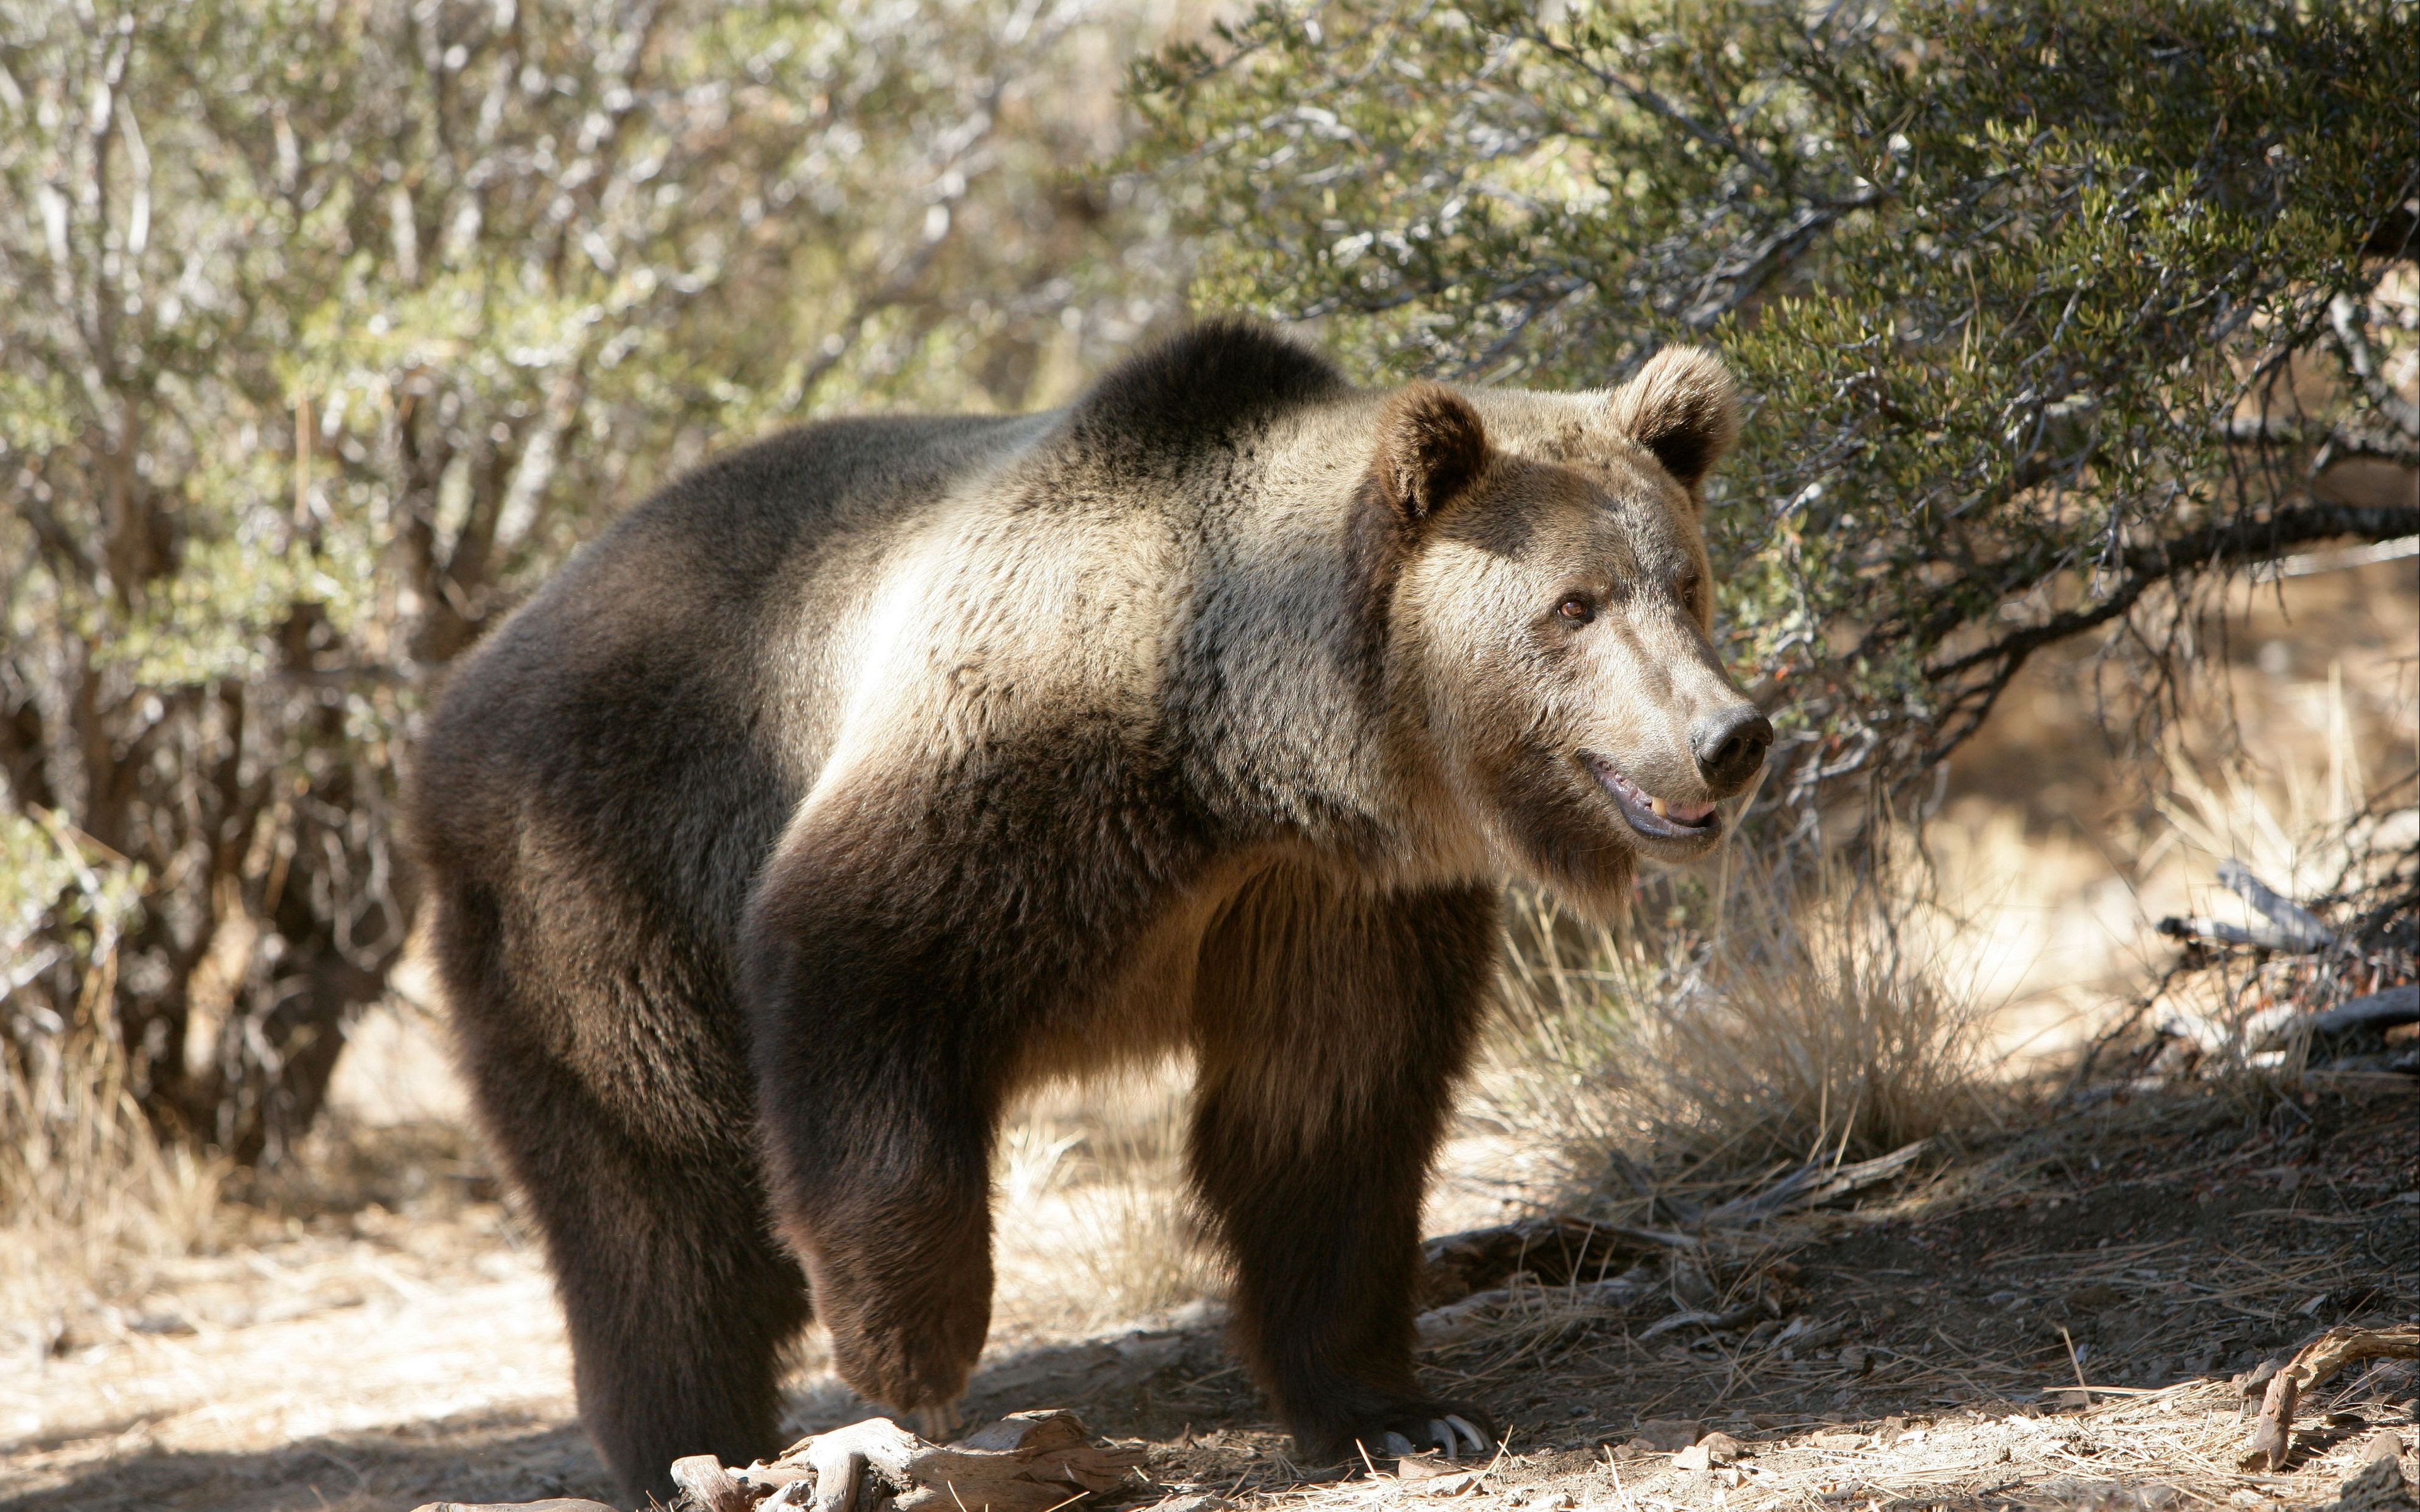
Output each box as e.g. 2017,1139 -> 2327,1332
408,321 -> 1770,1501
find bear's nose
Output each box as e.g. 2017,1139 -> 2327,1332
1691,704 -> 1773,791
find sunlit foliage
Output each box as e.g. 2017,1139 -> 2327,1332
1,0 -> 1173,1160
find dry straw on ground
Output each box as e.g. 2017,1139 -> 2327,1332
1480,840 -> 2003,1218
992,1067 -> 1219,1336
0,1024 -> 228,1351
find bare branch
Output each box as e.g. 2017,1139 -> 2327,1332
1918,500 -> 2420,765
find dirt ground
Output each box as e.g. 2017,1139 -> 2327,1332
4,563 -> 2410,1511
5,1077 -> 2412,1512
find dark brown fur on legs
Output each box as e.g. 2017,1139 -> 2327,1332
738,743 -> 1198,1424
540,1133 -> 809,1498
1189,871 -> 1501,1458
745,953 -> 1001,1419
428,880 -> 811,1501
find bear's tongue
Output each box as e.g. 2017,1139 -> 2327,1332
1645,794 -> 1718,825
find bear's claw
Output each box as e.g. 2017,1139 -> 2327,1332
1358,1405 -> 1495,1464
1444,1414 -> 1489,1456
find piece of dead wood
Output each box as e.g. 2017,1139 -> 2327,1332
408,1503 -> 619,1512
2239,1324 -> 2420,1472
1636,1302 -> 1763,1342
2160,861 -> 2339,953
724,1409 -> 1147,1512
1378,1438 -> 1507,1498
2218,859 -> 2339,949
2303,1069 -> 2420,1095
1414,1269 -> 1658,1346
2302,985 -> 2420,1039
1388,1452 -> 1465,1482
1376,1458 -> 1487,1497
674,1455 -> 756,1512
2158,914 -> 2324,951
1701,1140 -> 1930,1225
2246,986 -> 2420,1053
1768,1315 -> 1847,1355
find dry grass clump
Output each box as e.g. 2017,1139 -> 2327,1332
1,808 -> 228,1350
1482,844 -> 2003,1207
3,813 -> 224,1348
0,1026 -> 229,1348
989,1063 -> 1218,1335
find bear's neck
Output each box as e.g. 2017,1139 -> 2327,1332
1151,397 -> 1459,874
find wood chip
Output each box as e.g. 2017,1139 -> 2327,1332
408,1503 -> 619,1512
2240,1325 -> 2420,1472
1635,1418 -> 1702,1451
671,1454 -> 752,1512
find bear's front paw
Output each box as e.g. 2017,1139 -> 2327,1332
1340,1401 -> 1497,1464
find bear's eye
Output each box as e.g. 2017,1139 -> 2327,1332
1676,573 -> 1703,615
1557,593 -> 1596,625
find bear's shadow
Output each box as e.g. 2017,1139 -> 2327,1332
783,1312 -> 1266,1450
0,1320 -> 1297,1512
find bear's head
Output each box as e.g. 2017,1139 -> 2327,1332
1364,347 -> 1770,913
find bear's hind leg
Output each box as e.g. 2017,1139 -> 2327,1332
466,1049 -> 810,1501
558,1150 -> 811,1499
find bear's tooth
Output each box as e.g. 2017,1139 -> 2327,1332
1650,797 -> 1668,818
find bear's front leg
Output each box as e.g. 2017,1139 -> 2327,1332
742,833 -> 1010,1427
1189,874 -> 1503,1463
757,1057 -> 996,1424
744,733 -> 1209,1429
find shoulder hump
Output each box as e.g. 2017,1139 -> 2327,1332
1062,318 -> 1351,454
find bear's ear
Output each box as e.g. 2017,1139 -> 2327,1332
1372,381 -> 1490,526
1604,346 -> 1740,493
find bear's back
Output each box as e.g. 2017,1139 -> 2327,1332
413,322 -> 1362,950
413,410 -> 1046,948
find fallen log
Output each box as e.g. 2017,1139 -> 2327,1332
2238,1324 -> 2420,1472
2302,984 -> 2420,1039
412,1410 -> 1145,1512
742,1409 -> 1146,1512
2244,985 -> 2420,1053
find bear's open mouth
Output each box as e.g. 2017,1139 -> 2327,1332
1581,753 -> 1719,841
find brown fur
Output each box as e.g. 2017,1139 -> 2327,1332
408,323 -> 1763,1501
